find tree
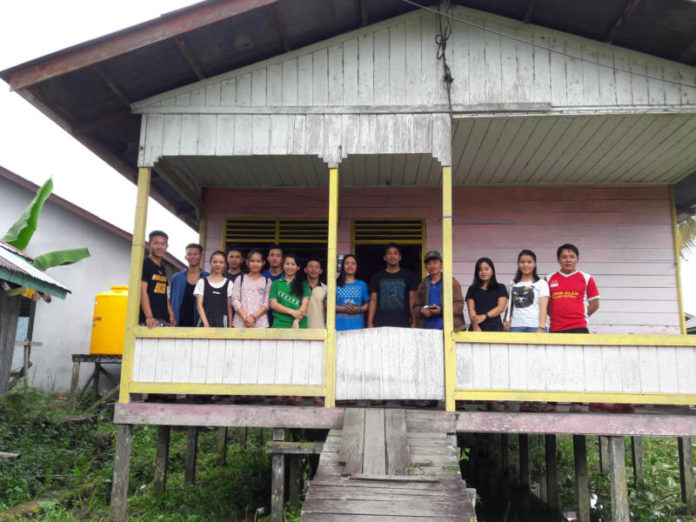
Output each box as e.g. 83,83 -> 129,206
3,178 -> 90,281
676,216 -> 696,260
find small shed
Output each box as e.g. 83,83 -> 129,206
0,240 -> 69,395
0,167 -> 185,393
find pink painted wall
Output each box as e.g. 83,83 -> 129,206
204,185 -> 679,334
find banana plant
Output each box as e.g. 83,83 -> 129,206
677,216 -> 696,260
3,179 -> 90,294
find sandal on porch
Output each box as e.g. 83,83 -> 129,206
541,402 -> 557,412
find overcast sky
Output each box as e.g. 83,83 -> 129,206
0,1 -> 200,261
2,1 -> 695,315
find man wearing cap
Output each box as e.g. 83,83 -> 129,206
413,249 -> 466,331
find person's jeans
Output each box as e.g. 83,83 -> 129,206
510,326 -> 547,332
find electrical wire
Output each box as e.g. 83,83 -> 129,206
435,2 -> 454,113
402,0 -> 696,91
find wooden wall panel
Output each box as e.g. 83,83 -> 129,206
132,338 -> 324,386
456,342 -> 696,395
134,7 -> 696,166
206,184 -> 679,334
134,8 -> 696,115
336,327 -> 444,400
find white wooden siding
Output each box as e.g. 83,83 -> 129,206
456,342 -> 696,395
133,5 -> 696,185
139,111 -> 451,168
132,338 -> 323,386
335,327 -> 444,400
134,7 -> 696,115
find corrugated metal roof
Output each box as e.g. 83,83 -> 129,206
0,241 -> 70,299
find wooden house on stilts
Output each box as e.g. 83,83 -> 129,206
4,0 -> 696,519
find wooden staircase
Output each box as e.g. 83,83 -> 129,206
301,408 -> 477,521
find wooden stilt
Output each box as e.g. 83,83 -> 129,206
631,437 -> 644,488
599,436 -> 610,473
519,434 -> 529,489
573,435 -> 590,522
545,434 -> 559,514
23,343 -> 30,385
271,428 -> 286,522
501,433 -> 509,478
153,426 -> 170,496
0,295 -> 20,396
217,427 -> 228,465
609,436 -> 629,522
69,361 -> 80,412
288,456 -> 301,508
185,427 -> 198,484
109,424 -> 133,522
240,427 -> 247,448
92,362 -> 101,402
678,437 -> 696,513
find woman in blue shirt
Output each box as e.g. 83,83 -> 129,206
335,254 -> 369,330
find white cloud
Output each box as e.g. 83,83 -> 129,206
0,1 -> 200,261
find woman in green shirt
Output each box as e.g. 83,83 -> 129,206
269,253 -> 310,328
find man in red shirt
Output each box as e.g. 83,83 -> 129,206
546,243 -> 599,333
546,244 -> 633,413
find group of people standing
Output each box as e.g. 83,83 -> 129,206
466,244 -> 600,335
140,231 -> 617,411
140,232 -> 600,340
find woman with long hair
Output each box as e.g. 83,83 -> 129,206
269,252 -> 310,329
231,249 -> 271,328
465,257 -> 508,332
503,249 -> 549,333
194,250 -> 233,327
335,254 -> 370,331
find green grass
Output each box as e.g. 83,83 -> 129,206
0,387 -> 283,521
521,433 -> 696,521
4,387 -> 695,521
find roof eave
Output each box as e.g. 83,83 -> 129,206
0,270 -> 69,299
0,0 -> 279,91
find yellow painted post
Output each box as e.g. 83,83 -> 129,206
198,210 -> 206,249
671,186 -> 687,335
442,165 -> 456,412
118,167 -> 151,403
324,167 -> 339,407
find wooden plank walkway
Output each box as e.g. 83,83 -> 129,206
302,408 -> 476,521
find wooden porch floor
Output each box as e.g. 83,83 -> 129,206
301,408 -> 476,521
113,401 -> 696,437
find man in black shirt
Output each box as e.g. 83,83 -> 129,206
140,230 -> 175,328
367,243 -> 419,328
225,246 -> 245,282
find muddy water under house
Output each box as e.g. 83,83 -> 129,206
4,0 -> 696,520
